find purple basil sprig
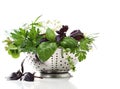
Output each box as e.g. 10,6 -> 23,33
56,25 -> 68,42
56,25 -> 68,35
70,30 -> 84,41
8,59 -> 43,81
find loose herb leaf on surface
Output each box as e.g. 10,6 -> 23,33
8,58 -> 43,81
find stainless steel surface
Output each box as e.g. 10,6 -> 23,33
40,72 -> 72,78
27,48 -> 78,75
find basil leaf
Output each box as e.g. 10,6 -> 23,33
60,37 -> 78,48
46,28 -> 56,41
37,42 -> 57,62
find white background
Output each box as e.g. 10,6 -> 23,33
0,0 -> 120,89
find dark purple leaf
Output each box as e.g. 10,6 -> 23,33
56,25 -> 68,42
9,72 -> 18,80
70,30 -> 84,41
9,70 -> 22,80
16,70 -> 23,78
56,25 -> 68,35
22,72 -> 35,81
56,33 -> 66,42
8,53 -> 43,81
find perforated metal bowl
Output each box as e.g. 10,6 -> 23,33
27,48 -> 78,77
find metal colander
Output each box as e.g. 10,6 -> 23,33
27,48 -> 78,73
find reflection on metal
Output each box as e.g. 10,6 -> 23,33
40,72 -> 72,78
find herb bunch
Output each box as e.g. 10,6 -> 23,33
3,16 -> 95,71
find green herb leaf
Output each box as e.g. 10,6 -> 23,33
77,51 -> 87,62
73,36 -> 94,62
67,55 -> 76,71
46,28 -> 56,41
8,49 -> 20,58
37,42 -> 57,62
80,37 -> 94,51
11,28 -> 27,46
7,44 -> 20,58
60,37 -> 78,49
